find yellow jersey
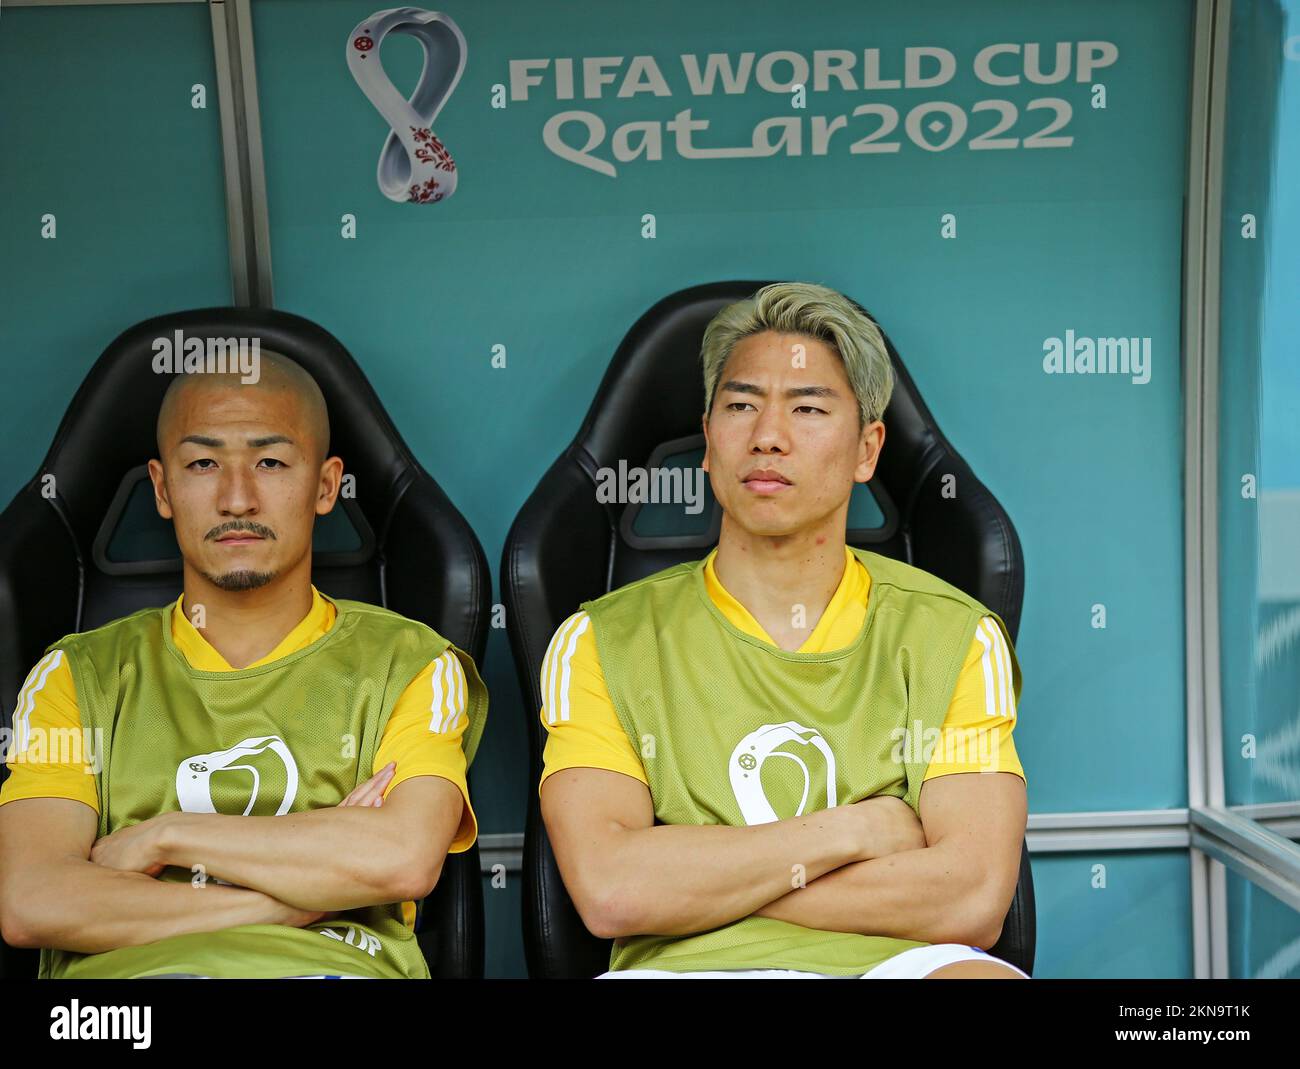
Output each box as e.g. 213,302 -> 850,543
1,584 -> 478,930
540,545 -> 1024,791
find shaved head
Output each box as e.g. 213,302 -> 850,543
156,351 -> 330,465
148,348 -> 343,598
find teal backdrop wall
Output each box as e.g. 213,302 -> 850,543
4,0 -> 1292,978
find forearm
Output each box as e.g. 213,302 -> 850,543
7,858 -> 293,954
754,841 -> 994,946
158,806 -> 423,912
581,808 -> 861,938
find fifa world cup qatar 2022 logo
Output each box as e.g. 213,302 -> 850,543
347,8 -> 467,204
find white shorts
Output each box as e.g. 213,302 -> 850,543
597,943 -> 1029,979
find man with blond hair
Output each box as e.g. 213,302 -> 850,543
539,281 -> 1029,978
0,352 -> 486,978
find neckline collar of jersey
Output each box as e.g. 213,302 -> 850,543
703,545 -> 866,652
169,584 -> 339,673
694,543 -> 878,661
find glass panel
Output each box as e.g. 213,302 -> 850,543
1225,863 -> 1300,978
1029,851 -> 1193,978
1218,2 -> 1300,831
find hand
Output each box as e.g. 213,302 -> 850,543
846,795 -> 927,862
263,895 -> 339,929
91,815 -> 169,877
338,762 -> 396,808
269,905 -> 338,931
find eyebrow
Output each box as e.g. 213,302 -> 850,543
717,380 -> 842,400
178,434 -> 296,449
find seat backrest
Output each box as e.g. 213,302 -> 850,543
0,306 -> 489,977
503,280 -> 1034,977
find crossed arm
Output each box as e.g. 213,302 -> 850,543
0,767 -> 463,954
541,767 -> 1026,947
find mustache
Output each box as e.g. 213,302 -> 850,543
207,522 -> 276,541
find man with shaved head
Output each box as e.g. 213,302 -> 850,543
0,351 -> 487,978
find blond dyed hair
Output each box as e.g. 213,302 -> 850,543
700,282 -> 894,426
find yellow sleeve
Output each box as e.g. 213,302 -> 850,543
375,648 -> 478,855
923,615 -> 1026,784
538,611 -> 647,793
0,649 -> 99,813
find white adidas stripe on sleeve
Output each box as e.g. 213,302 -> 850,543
10,649 -> 64,756
974,617 -> 1016,720
542,612 -> 590,725
427,649 -> 467,734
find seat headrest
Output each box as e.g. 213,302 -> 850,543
39,306 -> 422,558
570,280 -> 943,553
90,464 -> 376,575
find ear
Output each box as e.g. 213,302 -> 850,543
315,456 -> 345,515
854,419 -> 885,484
147,458 -> 173,520
700,411 -> 712,474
